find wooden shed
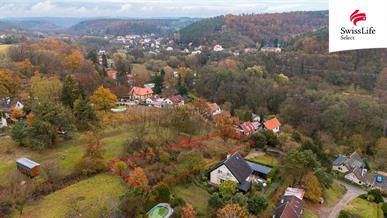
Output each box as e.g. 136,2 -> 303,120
16,158 -> 40,177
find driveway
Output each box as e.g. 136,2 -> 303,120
324,180 -> 366,218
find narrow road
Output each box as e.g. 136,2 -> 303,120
325,180 -> 366,218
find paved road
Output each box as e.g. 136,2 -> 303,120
325,180 -> 366,218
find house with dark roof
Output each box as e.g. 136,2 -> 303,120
332,152 -> 365,174
273,187 -> 305,218
209,152 -> 272,192
332,152 -> 380,187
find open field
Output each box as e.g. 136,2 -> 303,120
16,173 -> 126,218
245,151 -> 279,167
174,184 -> 210,216
302,207 -> 319,218
344,198 -> 384,218
0,127 -> 133,184
0,44 -> 11,55
323,181 -> 347,207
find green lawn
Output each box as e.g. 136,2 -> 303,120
301,207 -> 319,218
0,128 -> 133,184
345,198 -> 384,218
16,173 -> 126,218
323,181 -> 346,207
245,154 -> 279,167
174,184 -> 210,216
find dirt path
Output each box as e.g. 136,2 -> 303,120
323,180 -> 366,218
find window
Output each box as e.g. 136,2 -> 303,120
218,170 -> 222,174
227,172 -> 231,176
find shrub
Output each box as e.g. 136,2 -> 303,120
231,193 -> 248,207
154,185 -> 171,202
367,189 -> 383,203
218,181 -> 237,198
208,192 -> 224,209
247,193 -> 268,215
382,203 -> 387,216
338,210 -> 351,218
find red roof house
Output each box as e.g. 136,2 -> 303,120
129,87 -> 153,101
264,117 -> 281,133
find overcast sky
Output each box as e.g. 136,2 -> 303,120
0,0 -> 328,18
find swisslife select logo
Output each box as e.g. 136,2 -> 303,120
340,9 -> 376,40
329,0 -> 387,52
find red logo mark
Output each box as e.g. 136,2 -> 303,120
350,9 -> 366,26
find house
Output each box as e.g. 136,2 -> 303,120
236,121 -> 261,136
16,157 -> 40,177
264,117 -> 281,133
332,152 -> 365,174
213,44 -> 224,52
344,167 -> 374,186
210,152 -> 272,192
207,103 -> 221,116
164,95 -> 184,107
146,97 -> 165,108
261,46 -> 282,53
273,187 -> 305,218
332,152 -> 377,187
129,87 -> 153,101
0,98 -> 24,128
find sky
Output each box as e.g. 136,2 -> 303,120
0,0 -> 328,18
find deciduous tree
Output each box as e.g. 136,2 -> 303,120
90,86 -> 117,111
217,204 -> 248,218
181,204 -> 196,218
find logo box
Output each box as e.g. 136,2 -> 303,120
329,0 -> 387,52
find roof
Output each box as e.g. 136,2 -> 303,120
212,152 -> 253,184
351,167 -> 374,185
274,195 -> 304,218
168,95 -> 184,104
346,152 -> 365,170
239,121 -> 260,134
207,103 -> 219,113
238,181 -> 251,192
264,118 -> 281,130
284,187 -> 305,200
332,155 -> 348,165
16,158 -> 40,169
130,87 -> 153,96
245,160 -> 272,175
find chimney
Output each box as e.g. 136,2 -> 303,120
361,168 -> 367,177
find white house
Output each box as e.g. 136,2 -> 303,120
164,95 -> 184,107
207,103 -> 221,116
145,97 -> 165,108
0,98 -> 24,128
210,152 -> 272,192
213,44 -> 224,52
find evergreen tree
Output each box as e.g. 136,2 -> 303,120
61,75 -> 83,109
